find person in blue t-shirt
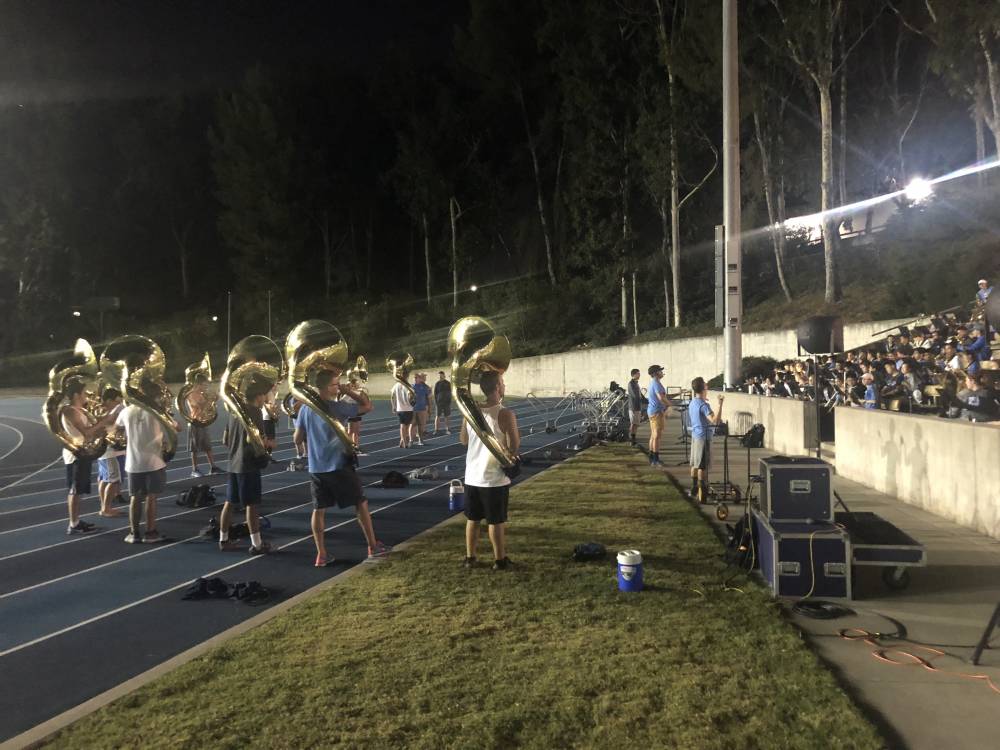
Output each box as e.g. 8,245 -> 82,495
413,373 -> 432,443
861,373 -> 878,409
687,377 -> 724,501
976,279 -> 992,305
645,364 -> 671,466
293,369 -> 391,567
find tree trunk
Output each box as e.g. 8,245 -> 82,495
422,212 -> 431,304
838,27 -> 848,207
179,243 -> 189,299
658,195 -> 671,328
170,217 -> 192,299
631,272 -> 638,337
753,110 -> 793,302
979,32 -> 1000,157
669,109 -> 682,327
450,196 -> 459,309
819,82 -> 841,303
517,87 -> 557,287
620,275 -> 627,330
974,108 -> 987,189
409,223 -> 415,293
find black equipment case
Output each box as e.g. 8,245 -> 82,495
758,456 -> 834,522
752,509 -> 851,600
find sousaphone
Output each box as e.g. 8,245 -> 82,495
42,338 -> 107,461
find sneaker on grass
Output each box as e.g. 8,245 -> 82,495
492,557 -> 512,571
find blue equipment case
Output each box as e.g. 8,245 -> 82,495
758,456 -> 834,522
752,508 -> 852,600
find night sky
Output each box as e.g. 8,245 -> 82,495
0,0 -> 464,102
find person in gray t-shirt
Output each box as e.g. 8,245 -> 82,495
627,368 -> 644,445
956,373 -> 998,422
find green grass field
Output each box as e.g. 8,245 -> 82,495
48,446 -> 882,749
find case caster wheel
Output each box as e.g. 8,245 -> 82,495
715,503 -> 729,521
882,567 -> 911,590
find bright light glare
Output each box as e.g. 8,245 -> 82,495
72,311 -> 81,317
211,315 -> 219,322
905,177 -> 933,202
469,284 -> 478,292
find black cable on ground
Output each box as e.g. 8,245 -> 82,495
793,600 -> 856,619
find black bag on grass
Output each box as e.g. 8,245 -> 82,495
572,542 -> 607,562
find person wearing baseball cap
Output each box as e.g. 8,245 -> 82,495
977,279 -> 993,305
645,364 -> 670,466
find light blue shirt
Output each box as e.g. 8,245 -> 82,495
413,382 -> 431,411
647,379 -> 667,416
688,397 -> 714,439
297,400 -> 359,473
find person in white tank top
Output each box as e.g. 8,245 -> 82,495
459,371 -> 520,570
60,379 -> 117,535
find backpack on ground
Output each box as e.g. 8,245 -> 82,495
177,484 -> 217,508
740,424 -> 765,449
381,471 -> 409,489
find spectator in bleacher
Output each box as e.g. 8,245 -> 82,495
960,352 -> 980,376
627,368 -> 643,446
861,373 -> 878,409
957,325 -> 991,362
977,279 -> 993,304
884,334 -> 897,354
939,341 -> 961,371
846,374 -> 865,406
955,372 -> 998,422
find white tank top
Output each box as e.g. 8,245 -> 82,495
61,406 -> 89,465
464,403 -> 511,488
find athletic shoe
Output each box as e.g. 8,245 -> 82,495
416,439 -> 424,447
365,542 -> 392,562
463,556 -> 477,569
249,542 -> 272,556
209,466 -> 225,475
218,539 -> 242,551
142,530 -> 165,544
66,520 -> 96,535
190,470 -> 204,478
445,429 -> 451,435
492,557 -> 512,571
315,553 -> 333,567
124,532 -> 142,544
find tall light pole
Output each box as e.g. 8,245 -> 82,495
722,0 -> 742,388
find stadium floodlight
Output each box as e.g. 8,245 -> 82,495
905,177 -> 932,202
72,310 -> 81,317
211,315 -> 219,322
469,284 -> 478,292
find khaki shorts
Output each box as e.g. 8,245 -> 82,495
648,412 -> 665,431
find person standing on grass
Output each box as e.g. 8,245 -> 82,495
688,377 -> 723,502
646,364 -> 670,466
115,384 -> 176,544
294,370 -> 391,567
413,373 -> 432,442
61,379 -> 117,534
390,375 -> 416,448
96,387 -> 125,518
218,378 -> 275,554
186,377 -> 223,478
433,370 -> 452,435
459,370 -> 520,571
627,368 -> 643,446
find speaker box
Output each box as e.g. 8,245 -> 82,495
796,316 -> 844,354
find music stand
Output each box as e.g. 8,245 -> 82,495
971,601 -> 1000,666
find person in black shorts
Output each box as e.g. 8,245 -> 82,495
294,370 -> 391,566
218,379 -> 275,554
433,371 -> 452,435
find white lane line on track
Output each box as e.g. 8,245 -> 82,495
0,428 -> 577,659
0,423 -> 24,463
0,457 -> 62,495
0,409 -> 573,553
0,400 -> 547,512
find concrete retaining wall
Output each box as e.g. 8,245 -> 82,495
706,390 -> 817,457
835,407 -> 1000,540
503,318 -> 915,397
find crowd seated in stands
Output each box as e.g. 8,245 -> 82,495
740,288 -> 1000,422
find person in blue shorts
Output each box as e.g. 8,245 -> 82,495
688,377 -> 724,501
294,369 -> 391,567
646,364 -> 671,466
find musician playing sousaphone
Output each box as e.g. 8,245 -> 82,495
450,316 -> 521,572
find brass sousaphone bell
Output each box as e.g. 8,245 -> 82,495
285,319 -> 356,455
448,316 -> 517,468
220,336 -> 285,462
100,335 -> 179,461
175,352 -> 219,428
386,351 -> 416,405
42,338 -> 108,461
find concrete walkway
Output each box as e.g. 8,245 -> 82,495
640,411 -> 1000,750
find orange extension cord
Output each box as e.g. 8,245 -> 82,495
839,628 -> 1000,696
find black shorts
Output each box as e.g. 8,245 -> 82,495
310,468 -> 365,510
263,421 -> 276,439
347,416 -> 362,424
464,484 -> 509,525
398,412 -> 413,425
65,460 -> 92,496
435,400 -> 451,417
228,471 -> 262,506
